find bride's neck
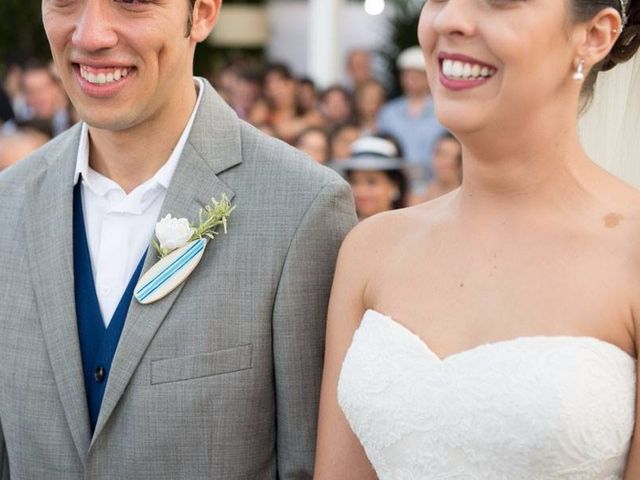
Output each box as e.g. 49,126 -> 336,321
456,120 -> 595,214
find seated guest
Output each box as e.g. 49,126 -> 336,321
423,132 -> 463,201
346,48 -> 375,92
22,59 -> 73,136
408,132 -> 463,204
250,63 -> 323,143
297,77 -> 320,115
227,67 -> 263,121
320,85 -> 354,132
329,122 -> 361,162
215,59 -> 244,103
2,56 -> 30,121
0,126 -> 50,171
339,135 -> 409,221
294,126 -> 330,165
355,79 -> 386,134
377,46 -> 446,174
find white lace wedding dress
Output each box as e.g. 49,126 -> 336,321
338,310 -> 636,479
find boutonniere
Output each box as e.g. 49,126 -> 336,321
134,195 -> 235,305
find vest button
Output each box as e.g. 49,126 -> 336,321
94,366 -> 106,383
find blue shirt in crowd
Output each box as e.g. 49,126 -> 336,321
377,95 -> 446,178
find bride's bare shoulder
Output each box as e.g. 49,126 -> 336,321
340,193 -> 453,263
622,188 -> 640,249
596,174 -> 640,280
601,174 -> 640,231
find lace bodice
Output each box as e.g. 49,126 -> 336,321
338,310 -> 637,479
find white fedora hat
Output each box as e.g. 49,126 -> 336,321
397,46 -> 426,72
339,137 -> 405,172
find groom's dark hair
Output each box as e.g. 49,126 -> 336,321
186,0 -> 197,37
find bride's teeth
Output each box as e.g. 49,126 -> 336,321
114,69 -> 121,81
452,61 -> 464,77
441,58 -> 496,81
443,59 -> 452,77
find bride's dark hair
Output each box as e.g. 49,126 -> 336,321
572,0 -> 640,100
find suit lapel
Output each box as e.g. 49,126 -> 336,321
92,82 -> 242,442
24,126 -> 92,463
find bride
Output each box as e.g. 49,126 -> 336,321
314,0 -> 640,478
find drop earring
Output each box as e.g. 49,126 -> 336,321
573,58 -> 585,81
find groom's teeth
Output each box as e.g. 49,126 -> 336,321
442,59 -> 496,81
79,65 -> 131,85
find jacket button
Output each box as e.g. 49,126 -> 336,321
94,366 -> 106,383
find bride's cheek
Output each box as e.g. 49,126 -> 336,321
419,6 -> 445,61
417,9 -> 434,52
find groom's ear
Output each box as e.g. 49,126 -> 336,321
189,0 -> 222,43
574,8 -> 622,68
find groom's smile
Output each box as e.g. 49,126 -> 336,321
73,62 -> 137,98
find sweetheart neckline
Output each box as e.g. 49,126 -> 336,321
363,309 -> 637,363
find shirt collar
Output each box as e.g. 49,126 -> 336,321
73,77 -> 205,192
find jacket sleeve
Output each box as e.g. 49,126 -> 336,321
272,179 -> 357,479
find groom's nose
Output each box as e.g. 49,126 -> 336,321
71,1 -> 119,53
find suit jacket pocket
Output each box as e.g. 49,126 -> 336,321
151,344 -> 253,385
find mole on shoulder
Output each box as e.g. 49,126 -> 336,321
604,213 -> 624,228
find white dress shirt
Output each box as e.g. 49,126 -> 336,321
73,78 -> 204,327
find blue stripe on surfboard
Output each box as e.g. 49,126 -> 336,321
135,239 -> 205,300
135,239 -> 206,302
135,240 -> 205,301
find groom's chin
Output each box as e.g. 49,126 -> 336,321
78,110 -> 141,133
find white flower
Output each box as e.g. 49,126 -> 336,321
155,214 -> 194,252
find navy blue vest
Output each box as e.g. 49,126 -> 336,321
73,184 -> 146,432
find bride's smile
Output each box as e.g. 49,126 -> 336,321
438,52 -> 498,91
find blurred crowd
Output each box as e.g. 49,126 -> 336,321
0,46 -> 463,220
1,56 -> 79,170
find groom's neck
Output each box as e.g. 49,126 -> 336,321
86,84 -> 198,194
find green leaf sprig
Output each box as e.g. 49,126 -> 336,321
153,194 -> 235,258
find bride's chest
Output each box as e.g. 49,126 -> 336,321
368,236 -> 636,356
338,312 -> 636,479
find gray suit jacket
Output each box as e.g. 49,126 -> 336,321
0,80 -> 357,479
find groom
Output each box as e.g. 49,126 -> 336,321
0,0 -> 356,478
